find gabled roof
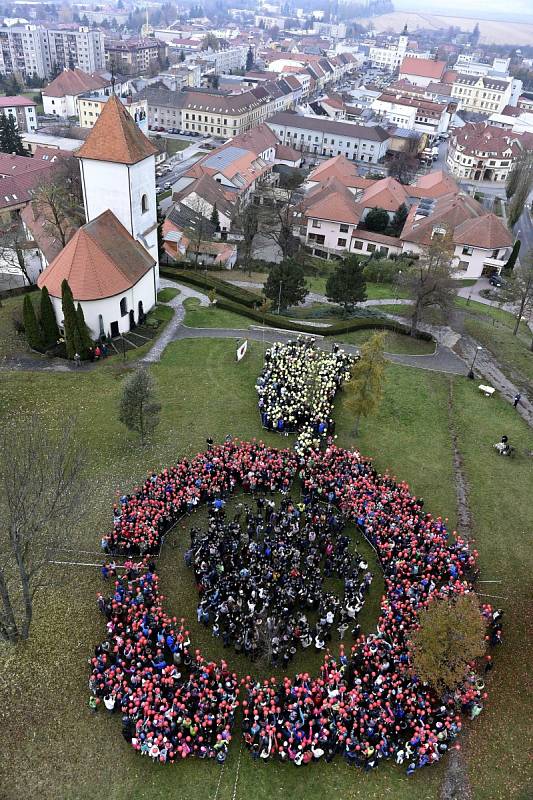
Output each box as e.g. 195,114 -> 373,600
301,176 -> 361,225
42,68 -> 110,98
0,95 -> 36,108
454,213 -> 512,249
399,57 -> 446,81
360,177 -> 408,211
306,154 -> 374,191
37,209 -> 155,300
411,170 -> 459,199
76,95 -> 157,165
173,174 -> 236,218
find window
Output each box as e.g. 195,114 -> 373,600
141,194 -> 148,213
458,260 -> 469,271
337,238 -> 347,247
462,246 -> 473,256
339,224 -> 349,233
311,219 -> 321,228
120,298 -> 128,316
367,244 -> 376,253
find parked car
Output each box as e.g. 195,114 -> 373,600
489,273 -> 505,288
164,181 -> 172,190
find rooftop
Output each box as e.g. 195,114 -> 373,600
76,94 -> 157,165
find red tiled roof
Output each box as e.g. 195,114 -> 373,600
0,95 -> 36,108
76,95 -> 157,165
360,177 -> 408,211
37,209 -> 155,300
42,68 -> 110,98
454,213 -> 512,249
399,57 -> 446,80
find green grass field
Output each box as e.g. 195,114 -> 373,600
183,297 -> 251,328
0,335 -> 531,798
157,287 -> 180,303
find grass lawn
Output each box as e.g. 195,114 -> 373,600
183,297 -> 251,328
337,329 -> 435,355
0,337 -> 531,800
463,317 -> 533,390
157,287 -> 180,303
164,138 -> 190,154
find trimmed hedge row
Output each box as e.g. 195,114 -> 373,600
160,268 -> 259,307
0,283 -> 39,301
161,267 -> 433,342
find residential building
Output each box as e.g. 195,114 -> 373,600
398,57 -> 447,88
162,204 -> 237,268
371,93 -> 452,138
105,38 -> 166,75
446,121 -> 533,182
450,74 -> 513,115
368,30 -> 410,71
0,95 -> 36,132
21,132 -> 85,154
203,45 -> 249,75
42,68 -> 111,118
0,24 -> 105,79
78,93 -> 148,134
266,112 -> 390,163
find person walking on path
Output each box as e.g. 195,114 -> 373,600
513,393 -> 521,408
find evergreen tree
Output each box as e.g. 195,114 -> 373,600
23,294 -> 43,350
39,285 -> 59,346
504,239 -> 521,272
344,331 -> 386,434
364,207 -> 389,233
263,259 -> 308,311
390,202 -> 408,236
76,303 -> 93,358
326,255 -> 367,314
119,366 -> 161,444
179,49 -> 186,62
61,279 -> 81,359
210,202 -> 220,230
246,46 -> 254,71
0,114 -> 26,156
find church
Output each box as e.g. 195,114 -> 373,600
37,94 -> 159,340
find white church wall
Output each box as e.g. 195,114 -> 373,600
49,268 -> 156,340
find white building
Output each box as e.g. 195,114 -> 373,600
0,24 -> 105,79
37,95 -> 159,340
0,95 -> 36,132
368,31 -> 409,71
42,68 -> 111,118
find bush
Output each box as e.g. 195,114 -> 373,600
160,268 -> 260,307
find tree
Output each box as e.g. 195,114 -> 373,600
399,233 -> 457,336
388,151 -> 418,185
408,594 -> 486,692
508,175 -> 532,227
498,252 -> 533,336
504,239 -> 520,272
0,415 -> 84,643
33,161 -> 85,247
22,293 -> 43,350
0,114 -> 25,155
61,279 -> 82,359
246,46 -> 254,71
263,259 -> 308,312
235,204 -> 259,275
201,32 -> 219,51
179,49 -> 186,62
390,203 -> 409,236
326,255 -> 367,314
344,331 -> 386,434
210,202 -> 220,230
40,285 -> 59,347
260,181 -> 302,260
76,303 -> 93,356
364,207 -> 389,233
119,366 -> 161,444
0,219 -> 34,284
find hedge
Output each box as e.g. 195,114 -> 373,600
0,283 -> 39,301
162,268 -> 433,342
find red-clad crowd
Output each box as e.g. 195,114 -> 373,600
92,441 -> 500,771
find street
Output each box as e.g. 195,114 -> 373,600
514,205 -> 533,256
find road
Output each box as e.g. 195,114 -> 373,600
514,206 -> 533,256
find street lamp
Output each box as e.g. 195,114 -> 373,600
277,280 -> 283,315
468,346 -> 482,380
395,270 -> 402,301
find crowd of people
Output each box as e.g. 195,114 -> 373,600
256,339 -> 355,452
187,496 -> 373,665
93,440 -> 498,772
90,559 -> 239,762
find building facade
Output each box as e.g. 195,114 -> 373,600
446,122 -> 532,182
104,37 -> 166,75
0,95 -> 36,131
0,25 -> 105,79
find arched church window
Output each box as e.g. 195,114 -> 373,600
120,297 -> 128,316
141,193 -> 149,213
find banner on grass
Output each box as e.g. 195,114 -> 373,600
236,340 -> 248,362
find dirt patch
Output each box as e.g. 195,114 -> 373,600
447,380 -> 472,540
441,746 -> 473,800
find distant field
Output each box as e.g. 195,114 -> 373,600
368,10 -> 533,45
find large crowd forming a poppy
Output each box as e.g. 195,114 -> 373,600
91,440 -> 501,770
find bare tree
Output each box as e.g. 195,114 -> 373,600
399,233 -> 458,336
0,219 -> 35,284
0,416 -> 84,643
233,203 -> 259,275
499,250 -> 533,336
32,158 -> 85,248
388,148 -> 419,185
259,180 -> 303,261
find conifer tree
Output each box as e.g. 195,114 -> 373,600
0,114 -> 26,155
210,202 -> 220,230
76,303 -> 93,358
61,279 -> 80,359
39,286 -> 59,347
23,294 -> 43,350
344,331 -> 386,434
326,256 -> 367,314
